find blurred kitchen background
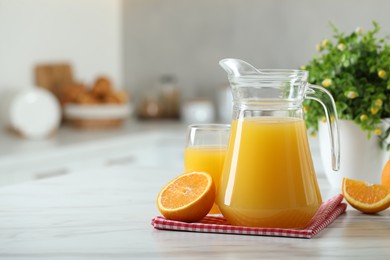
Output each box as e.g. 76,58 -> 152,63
0,0 -> 389,185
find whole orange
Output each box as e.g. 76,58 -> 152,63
381,159 -> 390,187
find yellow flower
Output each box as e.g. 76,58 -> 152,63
360,114 -> 368,121
303,106 -> 309,112
378,69 -> 387,79
370,106 -> 379,115
374,128 -> 382,136
355,27 -> 364,35
337,43 -> 346,51
375,99 -> 383,106
316,44 -> 323,52
321,117 -> 327,123
321,39 -> 329,47
346,91 -> 358,99
322,78 -> 332,88
300,65 -> 307,70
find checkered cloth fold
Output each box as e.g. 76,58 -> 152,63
151,194 -> 346,239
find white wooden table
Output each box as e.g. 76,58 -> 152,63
1,122 -> 390,259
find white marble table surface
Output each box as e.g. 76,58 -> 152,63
1,122 -> 390,259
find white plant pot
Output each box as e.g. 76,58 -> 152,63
319,119 -> 389,189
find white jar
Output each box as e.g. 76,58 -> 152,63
0,87 -> 61,139
181,99 -> 215,124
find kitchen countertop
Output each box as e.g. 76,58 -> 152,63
1,120 -> 390,259
0,120 -> 186,186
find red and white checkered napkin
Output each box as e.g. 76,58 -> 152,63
151,194 -> 346,239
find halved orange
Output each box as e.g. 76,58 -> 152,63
156,172 -> 215,222
342,177 -> 390,213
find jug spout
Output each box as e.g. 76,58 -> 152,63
219,59 -> 261,77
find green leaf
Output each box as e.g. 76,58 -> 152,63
304,21 -> 390,150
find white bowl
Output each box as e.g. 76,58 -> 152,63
64,103 -> 132,120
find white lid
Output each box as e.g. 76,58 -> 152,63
9,88 -> 61,139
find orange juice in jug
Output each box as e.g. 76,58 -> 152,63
217,117 -> 322,228
218,59 -> 340,229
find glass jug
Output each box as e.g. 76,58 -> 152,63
217,59 -> 340,229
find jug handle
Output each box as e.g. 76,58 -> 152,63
305,84 -> 340,171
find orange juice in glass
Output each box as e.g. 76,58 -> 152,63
184,124 -> 230,214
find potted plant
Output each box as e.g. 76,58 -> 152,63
303,21 -> 390,188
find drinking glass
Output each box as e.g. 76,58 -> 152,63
184,124 -> 230,214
